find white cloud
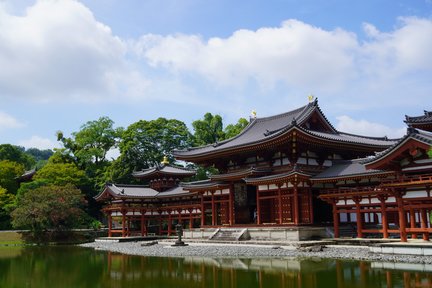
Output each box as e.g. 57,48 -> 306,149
361,17 -> 432,77
335,115 -> 406,138
133,17 -> 432,110
0,0 -> 149,102
135,20 -> 358,91
0,111 -> 24,130
18,135 -> 59,150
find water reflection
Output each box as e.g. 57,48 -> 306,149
104,251 -> 432,288
0,246 -> 431,288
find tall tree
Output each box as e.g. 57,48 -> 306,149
119,118 -> 192,171
57,116 -> 122,168
0,187 -> 15,229
0,144 -> 35,169
192,113 -> 224,146
0,160 -> 25,194
224,118 -> 249,139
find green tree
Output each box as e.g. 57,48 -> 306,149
119,117 -> 192,171
0,144 -> 35,169
192,113 -> 225,146
0,187 -> 16,229
11,184 -> 87,238
224,117 -> 249,139
34,162 -> 88,188
0,160 -> 25,194
25,148 -> 53,162
428,147 -> 432,158
57,117 -> 122,168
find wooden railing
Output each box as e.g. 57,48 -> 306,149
380,174 -> 432,187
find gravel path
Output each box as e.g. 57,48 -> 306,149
80,241 -> 432,264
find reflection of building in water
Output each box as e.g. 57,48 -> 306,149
104,252 -> 432,288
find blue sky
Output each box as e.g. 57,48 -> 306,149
0,0 -> 431,151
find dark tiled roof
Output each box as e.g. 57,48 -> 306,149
363,128 -> 432,166
156,186 -> 193,197
173,99 -> 397,159
132,164 -> 195,178
180,179 -> 230,190
210,167 -> 271,180
94,183 -> 194,201
405,110 -> 432,124
17,169 -> 36,181
302,129 -> 398,147
311,159 -> 392,181
174,101 -> 319,157
244,168 -> 311,185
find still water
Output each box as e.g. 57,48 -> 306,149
0,246 -> 431,288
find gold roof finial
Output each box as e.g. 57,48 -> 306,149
161,156 -> 169,165
251,110 -> 257,119
308,94 -> 314,103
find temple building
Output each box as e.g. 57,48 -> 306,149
95,158 -> 199,237
95,100 -> 432,241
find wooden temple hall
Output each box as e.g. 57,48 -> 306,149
95,100 -> 432,241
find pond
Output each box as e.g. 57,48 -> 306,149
0,246 -> 430,288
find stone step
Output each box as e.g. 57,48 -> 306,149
209,228 -> 250,241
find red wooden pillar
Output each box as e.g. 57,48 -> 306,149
396,193 -> 408,242
378,196 -> 389,239
277,185 -> 283,224
332,201 -> 339,238
158,214 -> 162,236
178,208 -> 182,223
308,188 -> 314,224
211,191 -> 216,226
108,213 -> 112,237
200,192 -> 205,227
127,216 -> 131,237
293,183 -> 299,225
168,211 -> 172,236
121,209 -> 126,237
189,209 -> 193,229
141,209 -> 145,236
256,189 -> 261,225
410,208 -> 417,239
421,209 -> 430,241
229,184 -> 234,225
353,197 -> 363,238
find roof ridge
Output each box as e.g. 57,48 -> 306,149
255,103 -> 310,122
338,131 -> 399,141
108,183 -> 149,188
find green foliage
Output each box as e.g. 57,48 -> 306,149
192,113 -> 224,146
11,184 -> 87,237
102,156 -> 135,184
0,160 -> 25,194
0,187 -> 16,229
48,148 -> 76,164
428,147 -> 432,158
57,116 -> 122,168
34,162 -> 88,188
119,117 -> 192,171
192,113 -> 249,146
188,165 -> 219,181
24,148 -> 53,162
224,117 -> 249,139
0,144 -> 35,169
16,179 -> 50,200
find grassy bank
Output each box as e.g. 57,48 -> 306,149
0,231 -> 24,245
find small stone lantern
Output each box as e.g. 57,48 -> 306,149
172,224 -> 188,246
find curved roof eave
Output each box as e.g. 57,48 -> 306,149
364,130 -> 432,169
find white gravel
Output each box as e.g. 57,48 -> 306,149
80,240 -> 432,264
